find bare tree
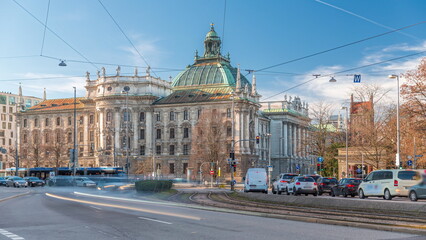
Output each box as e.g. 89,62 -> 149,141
190,109 -> 229,182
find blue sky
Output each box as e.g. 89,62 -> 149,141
1,0 -> 425,108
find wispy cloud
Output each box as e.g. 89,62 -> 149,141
120,34 -> 167,69
19,73 -> 85,98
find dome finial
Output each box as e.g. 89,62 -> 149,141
210,23 -> 214,30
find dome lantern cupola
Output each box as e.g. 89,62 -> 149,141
203,23 -> 221,58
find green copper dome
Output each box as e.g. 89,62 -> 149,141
172,62 -> 251,89
171,25 -> 251,91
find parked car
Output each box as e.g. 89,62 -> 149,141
272,173 -> 298,194
0,177 -> 7,186
287,177 -> 318,196
303,174 -> 322,182
317,177 -> 338,195
46,176 -> 74,186
358,169 -> 421,200
408,175 -> 426,201
24,177 -> 45,187
243,168 -> 268,193
331,178 -> 362,197
75,177 -> 97,187
6,176 -> 28,188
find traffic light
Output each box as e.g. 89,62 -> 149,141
233,165 -> 237,172
317,163 -> 321,172
230,152 -> 235,160
256,136 -> 260,144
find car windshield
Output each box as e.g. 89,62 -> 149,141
298,177 -> 314,182
348,179 -> 361,184
28,177 -> 40,180
12,177 -> 23,180
398,171 -> 420,180
322,178 -> 337,183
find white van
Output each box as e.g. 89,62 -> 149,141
358,169 -> 421,200
244,168 -> 268,194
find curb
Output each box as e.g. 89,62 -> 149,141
0,191 -> 31,203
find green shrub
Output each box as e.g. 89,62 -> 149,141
135,180 -> 173,192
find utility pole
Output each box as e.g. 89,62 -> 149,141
230,92 -> 235,191
73,87 -> 77,178
14,103 -> 19,176
122,86 -> 130,176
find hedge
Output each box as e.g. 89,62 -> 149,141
135,180 -> 173,192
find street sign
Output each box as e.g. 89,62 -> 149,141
296,164 -> 300,170
268,166 -> 273,172
356,168 -> 362,174
209,170 -> 214,175
317,157 -> 324,163
353,74 -> 361,83
407,160 -> 413,166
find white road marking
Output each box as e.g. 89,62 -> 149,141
90,206 -> 102,210
0,229 -> 24,240
138,217 -> 172,225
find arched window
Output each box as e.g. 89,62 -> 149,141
67,117 -> 72,126
106,112 -> 112,122
56,117 -> 61,126
139,112 -> 145,121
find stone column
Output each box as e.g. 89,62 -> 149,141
234,109 -> 241,153
146,110 -> 153,155
293,124 -> 297,158
98,109 -> 104,150
283,122 -> 288,157
114,108 -> 120,149
132,109 -> 138,154
298,125 -> 302,158
244,111 -> 250,153
83,114 -> 89,156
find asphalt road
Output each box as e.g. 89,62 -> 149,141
0,187 -> 423,240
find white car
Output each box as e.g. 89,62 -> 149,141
272,173 -> 298,194
358,169 -> 421,200
244,168 -> 268,193
286,177 -> 318,196
75,177 -> 97,187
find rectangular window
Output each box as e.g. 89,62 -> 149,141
183,144 -> 189,155
197,109 -> 202,119
183,110 -> 189,120
156,145 -> 161,155
183,163 -> 188,174
140,129 -> 145,140
140,145 -> 145,155
9,107 -> 13,113
79,147 -> 83,157
79,132 -> 83,142
169,111 -> 175,121
227,126 -> 232,137
226,108 -> 231,118
89,115 -> 94,124
156,112 -> 161,121
169,163 -> 175,174
7,123 -> 11,129
183,128 -> 189,138
156,129 -> 161,139
89,131 -> 94,141
170,128 -> 175,139
169,145 -> 175,155
68,117 -> 72,126
9,115 -> 12,122
139,112 -> 145,121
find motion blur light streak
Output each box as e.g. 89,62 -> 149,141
45,193 -> 201,221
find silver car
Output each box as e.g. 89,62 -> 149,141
6,176 -> 28,188
286,177 -> 318,196
75,177 -> 97,187
272,173 -> 298,194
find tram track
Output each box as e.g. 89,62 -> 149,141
186,192 -> 426,234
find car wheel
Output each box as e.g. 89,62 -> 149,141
286,188 -> 290,195
318,192 -> 322,196
272,187 -> 276,194
313,191 -> 318,197
83,183 -> 87,187
359,189 -> 366,199
351,194 -> 355,197
293,187 -> 298,196
264,190 -> 268,194
343,190 -> 348,198
384,189 -> 392,200
409,191 -> 418,202
331,189 -> 336,197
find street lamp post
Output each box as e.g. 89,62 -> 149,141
73,87 -> 77,178
14,103 -> 20,176
388,74 -> 401,168
230,92 -> 235,191
266,133 -> 272,189
342,106 -> 349,178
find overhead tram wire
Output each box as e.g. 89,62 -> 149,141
97,0 -> 158,78
40,55 -> 184,72
12,0 -> 98,70
40,0 -> 51,56
262,50 -> 426,100
255,20 -> 426,72
221,0 -> 227,52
